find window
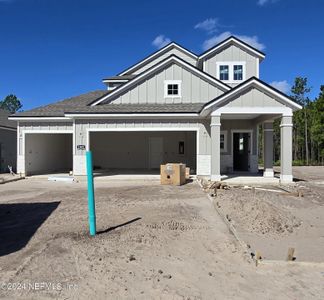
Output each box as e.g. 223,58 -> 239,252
220,131 -> 227,152
164,80 -> 182,98
179,141 -> 184,154
233,65 -> 243,81
167,84 -> 179,96
219,65 -> 229,81
216,62 -> 245,83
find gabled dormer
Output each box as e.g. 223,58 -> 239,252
198,36 -> 265,87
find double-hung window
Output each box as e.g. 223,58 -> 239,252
220,131 -> 227,152
233,65 -> 243,81
217,62 -> 245,83
219,65 -> 229,81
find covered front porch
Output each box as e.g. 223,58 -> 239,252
200,78 -> 301,184
209,109 -> 293,183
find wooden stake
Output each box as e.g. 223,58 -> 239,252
287,247 -> 295,261
255,251 -> 262,266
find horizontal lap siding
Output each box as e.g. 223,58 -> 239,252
19,122 -> 73,132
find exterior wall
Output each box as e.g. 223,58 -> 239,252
220,119 -> 258,173
17,122 -> 73,175
90,131 -> 196,170
110,63 -> 223,105
0,128 -> 17,173
74,119 -> 211,176
225,87 -> 285,108
131,48 -> 197,75
203,44 -> 259,85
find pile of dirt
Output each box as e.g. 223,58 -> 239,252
216,188 -> 301,236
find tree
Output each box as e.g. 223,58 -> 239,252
291,77 -> 311,165
0,94 -> 23,113
310,86 -> 324,164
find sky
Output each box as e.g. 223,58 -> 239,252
0,0 -> 323,110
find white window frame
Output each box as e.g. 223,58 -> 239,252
164,80 -> 182,98
216,61 -> 246,84
220,130 -> 227,153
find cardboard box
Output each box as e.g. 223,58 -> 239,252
160,163 -> 186,186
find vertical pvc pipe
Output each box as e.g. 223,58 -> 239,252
86,151 -> 96,236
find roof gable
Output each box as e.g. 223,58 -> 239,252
202,77 -> 302,112
199,36 -> 265,62
91,55 -> 231,106
118,42 -> 198,76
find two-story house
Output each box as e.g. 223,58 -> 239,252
10,36 -> 301,182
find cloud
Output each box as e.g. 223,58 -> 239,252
270,80 -> 291,93
152,35 -> 171,49
257,0 -> 279,6
202,31 -> 266,51
194,18 -> 220,34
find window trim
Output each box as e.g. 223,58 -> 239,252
216,61 -> 246,83
164,80 -> 182,98
220,130 -> 227,153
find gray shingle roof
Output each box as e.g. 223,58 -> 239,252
65,103 -> 204,114
0,109 -> 16,129
12,90 -> 204,117
103,75 -> 136,81
12,90 -> 109,117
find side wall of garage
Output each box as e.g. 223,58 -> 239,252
0,128 -> 17,173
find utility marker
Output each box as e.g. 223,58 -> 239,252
86,151 -> 96,236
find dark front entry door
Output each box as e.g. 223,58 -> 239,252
233,132 -> 250,171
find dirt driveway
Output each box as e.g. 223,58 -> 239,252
0,178 -> 323,299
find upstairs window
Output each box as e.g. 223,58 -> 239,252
233,65 -> 243,81
164,80 -> 182,98
216,62 -> 246,83
219,65 -> 229,81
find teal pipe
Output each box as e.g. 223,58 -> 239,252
86,151 -> 96,236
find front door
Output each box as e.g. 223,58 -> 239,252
233,132 -> 250,171
149,137 -> 163,169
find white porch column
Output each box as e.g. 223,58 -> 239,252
263,121 -> 274,177
280,116 -> 293,183
210,115 -> 221,181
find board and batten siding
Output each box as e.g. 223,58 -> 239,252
203,44 -> 258,83
73,119 -> 212,176
131,48 -> 197,75
225,88 -> 286,108
110,63 -> 223,105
